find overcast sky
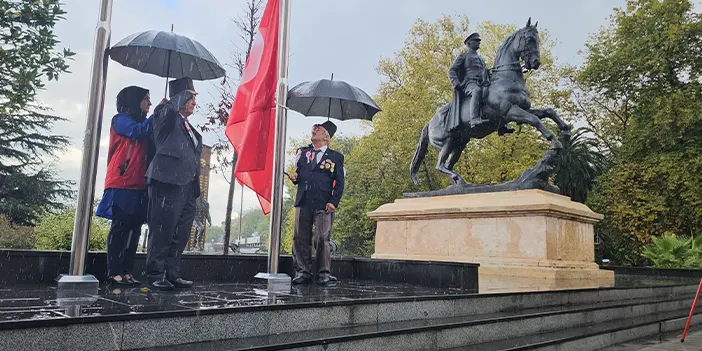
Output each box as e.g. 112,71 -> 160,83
40,0 -> 632,225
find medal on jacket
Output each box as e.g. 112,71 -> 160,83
305,150 -> 313,163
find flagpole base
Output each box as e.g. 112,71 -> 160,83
254,272 -> 291,293
55,274 -> 99,307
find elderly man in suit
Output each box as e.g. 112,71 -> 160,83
287,121 -> 345,286
145,77 -> 202,290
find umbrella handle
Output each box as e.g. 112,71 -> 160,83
163,50 -> 172,98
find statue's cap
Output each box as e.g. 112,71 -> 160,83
464,32 -> 481,44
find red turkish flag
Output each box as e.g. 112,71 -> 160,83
225,0 -> 280,214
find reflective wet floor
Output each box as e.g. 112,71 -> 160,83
0,275 -> 696,325
0,280 -> 465,323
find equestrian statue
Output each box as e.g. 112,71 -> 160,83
407,18 -> 571,198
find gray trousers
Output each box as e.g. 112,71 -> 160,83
292,206 -> 332,278
146,180 -> 197,281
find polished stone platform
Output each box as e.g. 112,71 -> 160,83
0,266 -> 699,350
0,280 -> 464,323
0,274 -> 695,325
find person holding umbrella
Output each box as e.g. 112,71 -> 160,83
145,77 -> 202,290
96,86 -> 161,286
287,120 -> 345,286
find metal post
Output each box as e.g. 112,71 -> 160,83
267,0 -> 291,274
57,0 -> 112,297
254,0 -> 292,292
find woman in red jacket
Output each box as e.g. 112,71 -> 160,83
96,86 -> 155,286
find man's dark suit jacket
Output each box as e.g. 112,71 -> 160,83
145,92 -> 202,197
293,146 -> 345,212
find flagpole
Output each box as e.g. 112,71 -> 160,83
267,0 -> 291,274
57,0 -> 113,300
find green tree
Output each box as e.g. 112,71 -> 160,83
204,225 -> 225,243
553,128 -> 610,203
34,208 -> 110,251
333,16 -> 569,256
0,0 -> 75,225
581,0 -> 702,264
0,214 -> 35,249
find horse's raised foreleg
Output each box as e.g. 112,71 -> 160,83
436,140 -> 467,185
505,106 -> 563,149
528,108 -> 571,139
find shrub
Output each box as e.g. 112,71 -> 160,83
0,215 -> 35,249
34,208 -> 109,251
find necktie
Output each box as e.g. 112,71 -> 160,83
183,119 -> 198,147
313,149 -> 321,164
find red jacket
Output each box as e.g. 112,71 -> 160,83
104,114 -> 152,191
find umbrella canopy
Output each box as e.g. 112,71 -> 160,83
109,30 -> 225,80
286,79 -> 381,121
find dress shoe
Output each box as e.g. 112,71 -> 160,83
124,274 -> 141,285
292,275 -> 312,285
169,278 -> 193,288
150,278 -> 175,290
316,276 -> 331,286
108,275 -> 132,286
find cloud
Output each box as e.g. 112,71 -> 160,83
160,0 -> 180,9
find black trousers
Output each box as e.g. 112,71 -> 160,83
106,206 -> 142,277
292,206 -> 332,278
145,180 -> 197,281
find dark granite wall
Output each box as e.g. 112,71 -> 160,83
0,250 -> 479,291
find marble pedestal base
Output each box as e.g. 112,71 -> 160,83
368,190 -> 614,284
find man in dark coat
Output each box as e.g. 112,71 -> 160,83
145,77 -> 202,290
448,33 -> 514,135
287,121 -> 345,286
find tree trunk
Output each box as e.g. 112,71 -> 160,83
222,152 -> 238,255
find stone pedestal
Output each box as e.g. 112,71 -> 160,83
368,190 -> 614,284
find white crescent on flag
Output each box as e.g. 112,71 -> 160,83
240,31 -> 264,85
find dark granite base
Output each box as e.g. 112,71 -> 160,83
0,250 -> 479,291
0,279 -> 465,325
602,265 -> 702,279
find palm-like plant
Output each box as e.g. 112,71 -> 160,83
554,128 -> 610,203
641,234 -> 702,268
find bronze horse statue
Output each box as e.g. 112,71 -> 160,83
410,18 -> 570,188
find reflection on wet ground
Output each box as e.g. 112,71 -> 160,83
0,275 -> 696,325
0,280 -> 464,324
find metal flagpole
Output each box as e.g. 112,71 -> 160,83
255,0 -> 292,290
57,0 -> 113,298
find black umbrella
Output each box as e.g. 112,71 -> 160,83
286,75 -> 381,121
109,28 -> 225,97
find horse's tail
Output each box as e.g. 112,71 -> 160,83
410,123 -> 430,185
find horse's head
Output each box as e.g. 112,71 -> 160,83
493,18 -> 542,72
519,17 -> 541,70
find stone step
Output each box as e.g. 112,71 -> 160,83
1,284 -> 696,350
446,309 -> 702,350
148,291 -> 700,350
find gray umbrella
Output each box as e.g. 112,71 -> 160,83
286,77 -> 381,121
109,30 -> 225,95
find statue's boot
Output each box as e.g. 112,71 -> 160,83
469,113 -> 488,128
498,125 -> 515,135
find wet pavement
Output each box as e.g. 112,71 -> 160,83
0,280 -> 464,324
601,329 -> 702,350
0,274 -> 696,326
